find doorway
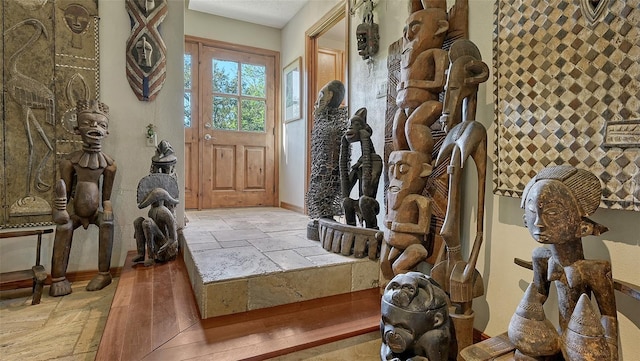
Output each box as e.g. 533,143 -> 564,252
304,1 -> 349,200
184,37 -> 279,209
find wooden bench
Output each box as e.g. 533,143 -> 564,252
0,228 -> 53,305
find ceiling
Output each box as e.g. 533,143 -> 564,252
188,0 -> 311,29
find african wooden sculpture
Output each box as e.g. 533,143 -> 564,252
133,141 -> 179,266
392,3 -> 449,155
431,38 -> 489,355
50,99 -> 117,296
340,107 -> 382,229
381,271 -> 451,361
125,0 -> 167,101
509,165 -> 618,361
355,0 -> 379,61
381,0 -> 451,281
306,80 -> 348,240
382,150 -> 433,277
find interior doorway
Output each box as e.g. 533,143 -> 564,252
184,37 -> 279,210
304,1 -> 349,201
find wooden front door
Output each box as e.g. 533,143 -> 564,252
184,39 -> 278,209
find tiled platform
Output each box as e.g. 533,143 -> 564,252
182,207 -> 380,319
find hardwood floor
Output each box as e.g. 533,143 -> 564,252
96,251 -> 381,361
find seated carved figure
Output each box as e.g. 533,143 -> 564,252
381,150 -> 432,279
381,271 -> 451,361
509,165 -> 618,361
133,185 -> 179,266
50,99 -> 116,297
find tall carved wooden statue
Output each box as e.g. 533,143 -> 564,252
306,80 -> 348,239
50,100 -> 117,296
432,38 -> 489,355
382,0 -> 450,281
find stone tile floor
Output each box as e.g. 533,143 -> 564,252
183,207 -> 363,283
0,279 -> 117,361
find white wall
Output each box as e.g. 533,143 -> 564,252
279,0 -> 342,209
184,9 -> 281,52
347,0 -> 640,359
0,0 -> 185,276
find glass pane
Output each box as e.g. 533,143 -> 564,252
184,54 -> 192,89
184,92 -> 191,128
212,96 -> 238,130
241,63 -> 266,98
241,99 -> 265,132
213,59 -> 238,94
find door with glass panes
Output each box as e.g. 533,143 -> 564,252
185,41 -> 277,209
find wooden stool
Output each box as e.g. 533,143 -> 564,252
0,228 -> 53,305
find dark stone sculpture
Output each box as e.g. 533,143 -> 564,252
508,165 -> 618,361
50,100 -> 117,296
381,271 -> 451,361
340,107 -> 382,229
306,80 -> 348,240
133,140 -> 179,266
355,0 -> 379,61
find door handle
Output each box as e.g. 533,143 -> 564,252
204,123 -> 212,129
204,134 -> 213,141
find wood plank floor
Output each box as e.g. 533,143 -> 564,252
96,251 -> 381,361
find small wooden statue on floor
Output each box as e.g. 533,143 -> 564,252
340,107 -> 382,229
509,165 -> 618,361
50,99 -> 117,296
133,140 -> 179,266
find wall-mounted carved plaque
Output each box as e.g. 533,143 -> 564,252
1,0 -> 100,228
125,0 -> 167,101
493,0 -> 640,211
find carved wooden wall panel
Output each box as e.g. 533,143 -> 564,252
493,0 -> 639,211
1,0 -> 99,228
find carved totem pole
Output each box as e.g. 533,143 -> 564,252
382,0 -> 488,358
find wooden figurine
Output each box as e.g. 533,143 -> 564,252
133,140 -> 180,266
340,107 -> 382,229
49,100 -> 117,296
509,165 -> 618,361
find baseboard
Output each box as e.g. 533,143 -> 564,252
280,201 -> 304,214
473,328 -> 491,343
0,267 -> 123,291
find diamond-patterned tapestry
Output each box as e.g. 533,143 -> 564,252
493,0 -> 640,211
